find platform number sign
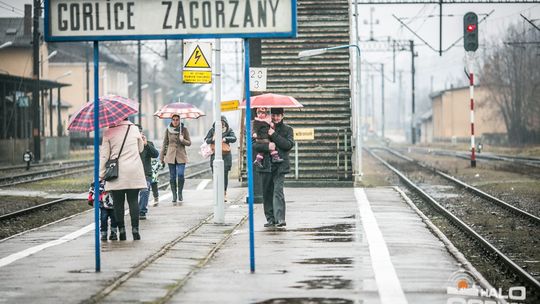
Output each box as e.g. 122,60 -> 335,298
249,68 -> 267,92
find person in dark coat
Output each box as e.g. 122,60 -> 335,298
137,125 -> 159,219
205,115 -> 237,200
252,107 -> 283,167
253,108 -> 294,227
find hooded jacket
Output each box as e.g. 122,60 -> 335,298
205,116 -> 237,170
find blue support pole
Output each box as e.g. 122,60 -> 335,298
244,39 -> 255,273
93,41 -> 101,272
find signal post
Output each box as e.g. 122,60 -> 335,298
464,12 -> 478,168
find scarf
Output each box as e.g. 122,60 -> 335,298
168,123 -> 181,134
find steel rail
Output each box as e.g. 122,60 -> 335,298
367,148 -> 540,292
0,197 -> 74,221
381,146 -> 540,225
0,164 -> 93,186
0,159 -> 93,172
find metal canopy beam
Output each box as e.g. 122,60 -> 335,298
354,0 -> 538,3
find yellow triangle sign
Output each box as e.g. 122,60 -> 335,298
184,45 -> 211,69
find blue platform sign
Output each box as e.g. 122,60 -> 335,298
44,0 -> 297,42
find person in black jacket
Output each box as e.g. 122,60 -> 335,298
253,108 -> 294,227
205,115 -> 237,200
137,125 -> 159,219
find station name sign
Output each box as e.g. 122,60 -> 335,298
44,0 -> 296,41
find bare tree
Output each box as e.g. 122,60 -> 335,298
482,23 -> 540,145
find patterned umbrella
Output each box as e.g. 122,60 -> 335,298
154,102 -> 205,119
239,93 -> 303,108
67,95 -> 138,132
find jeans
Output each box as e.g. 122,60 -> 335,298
100,207 -> 117,232
138,177 -> 151,215
168,163 -> 186,180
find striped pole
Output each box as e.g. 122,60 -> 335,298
468,53 -> 476,168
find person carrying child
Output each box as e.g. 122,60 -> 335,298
88,181 -> 118,241
252,107 -> 283,168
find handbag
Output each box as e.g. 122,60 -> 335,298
210,142 -> 231,154
103,125 -> 131,181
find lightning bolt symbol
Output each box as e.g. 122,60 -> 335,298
194,50 -> 201,64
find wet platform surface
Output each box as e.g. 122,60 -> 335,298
0,185 -> 469,303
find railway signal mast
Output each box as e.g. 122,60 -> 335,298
464,12 -> 478,168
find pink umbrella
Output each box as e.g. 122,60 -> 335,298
67,95 -> 138,132
239,93 -> 303,108
154,102 -> 205,119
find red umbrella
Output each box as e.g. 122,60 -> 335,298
239,93 -> 303,108
154,102 -> 205,119
67,95 -> 138,132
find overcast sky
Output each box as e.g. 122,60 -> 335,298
1,0 -> 538,121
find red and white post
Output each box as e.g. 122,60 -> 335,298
467,53 -> 476,168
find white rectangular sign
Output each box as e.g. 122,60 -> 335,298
249,67 -> 267,91
45,0 -> 296,41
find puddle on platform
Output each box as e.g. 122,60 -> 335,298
292,275 -> 352,290
313,236 -> 353,242
297,257 -> 353,265
254,298 -> 353,304
289,223 -> 354,233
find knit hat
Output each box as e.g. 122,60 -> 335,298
271,108 -> 284,115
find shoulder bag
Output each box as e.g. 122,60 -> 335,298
104,125 -> 131,181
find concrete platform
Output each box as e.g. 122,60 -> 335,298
0,184 -> 480,303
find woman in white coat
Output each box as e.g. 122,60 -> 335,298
99,119 -> 147,241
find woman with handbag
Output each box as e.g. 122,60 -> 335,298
204,115 -> 237,200
160,114 -> 191,205
99,118 -> 147,241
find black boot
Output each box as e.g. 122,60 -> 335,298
170,179 -> 177,204
109,229 -> 118,241
119,227 -> 126,241
132,227 -> 141,240
100,231 -> 107,241
177,177 -> 185,202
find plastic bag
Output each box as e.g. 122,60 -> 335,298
199,142 -> 213,159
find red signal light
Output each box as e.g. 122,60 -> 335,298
466,24 -> 476,32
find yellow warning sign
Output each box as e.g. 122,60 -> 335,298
184,45 -> 211,69
183,70 -> 212,84
293,128 -> 315,140
221,100 -> 239,112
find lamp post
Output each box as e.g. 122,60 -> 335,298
298,44 -> 363,182
54,71 -> 71,137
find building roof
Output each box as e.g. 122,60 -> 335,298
0,17 -> 43,48
0,73 -> 70,91
47,42 -> 130,67
429,84 -> 483,100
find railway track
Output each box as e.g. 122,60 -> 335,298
399,146 -> 540,171
0,160 -> 94,187
367,147 -> 540,297
0,160 -> 212,221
